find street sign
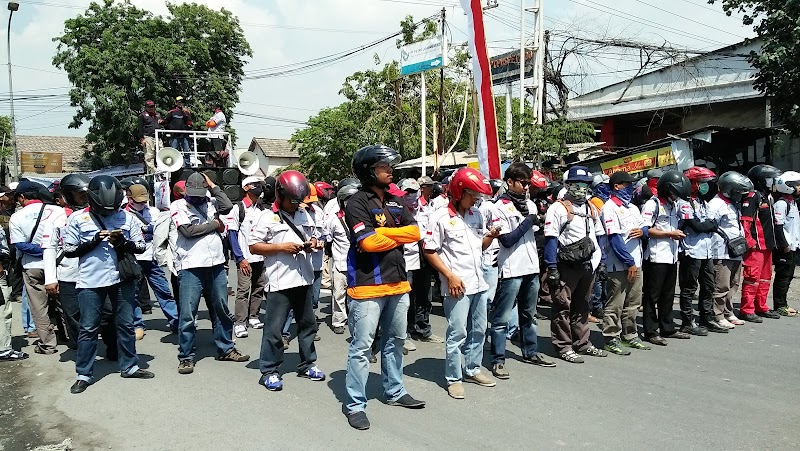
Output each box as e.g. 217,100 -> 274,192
400,37 -> 448,76
490,49 -> 534,85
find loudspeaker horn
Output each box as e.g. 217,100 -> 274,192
156,146 -> 184,173
237,151 -> 260,176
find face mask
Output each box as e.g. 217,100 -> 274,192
567,183 -> 589,202
129,200 -> 146,211
612,184 -> 635,206
403,192 -> 419,209
698,182 -> 710,195
249,187 -> 264,198
185,196 -> 206,206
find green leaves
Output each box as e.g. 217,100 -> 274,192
52,0 -> 252,168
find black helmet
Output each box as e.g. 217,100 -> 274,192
60,174 -> 90,194
431,182 -> 444,198
337,179 -> 361,209
276,170 -> 309,204
747,164 -> 781,192
88,175 -> 123,216
489,179 -> 503,196
339,177 -> 360,189
120,175 -> 151,193
656,170 -> 691,200
718,171 -> 754,203
351,145 -> 401,185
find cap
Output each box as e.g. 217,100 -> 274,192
128,184 -> 149,202
565,166 -> 593,183
8,181 -> 18,191
0,186 -> 11,195
417,176 -> 434,186
304,183 -> 318,203
387,183 -> 406,197
263,176 -> 276,190
398,178 -> 420,192
175,96 -> 184,102
609,171 -> 635,186
184,173 -> 207,197
241,176 -> 263,188
145,100 -> 155,106
173,180 -> 186,198
647,168 -> 664,180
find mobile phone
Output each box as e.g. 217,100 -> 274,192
303,241 -> 313,250
111,229 -> 123,235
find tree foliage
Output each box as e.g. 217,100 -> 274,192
0,116 -> 12,159
52,0 -> 252,168
710,0 -> 800,135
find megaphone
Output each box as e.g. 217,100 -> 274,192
156,146 -> 184,173
237,151 -> 260,176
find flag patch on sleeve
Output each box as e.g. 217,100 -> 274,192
353,222 -> 365,233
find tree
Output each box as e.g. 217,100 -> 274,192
0,116 -> 12,159
52,0 -> 252,168
710,0 -> 800,135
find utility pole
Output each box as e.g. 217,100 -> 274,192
393,79 -> 403,154
519,0 -> 545,155
470,75 -> 477,154
542,29 -> 549,122
437,7 -> 446,160
7,2 -> 19,180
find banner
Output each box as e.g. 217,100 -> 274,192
600,146 -> 677,175
20,152 -> 62,174
490,49 -> 534,85
460,0 -> 501,179
400,37 -> 447,76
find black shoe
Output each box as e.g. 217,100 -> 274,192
141,308 -> 153,315
702,320 -> 730,334
369,354 -> 377,364
591,308 -> 605,320
757,310 -> 780,320
332,326 -> 346,334
70,380 -> 90,394
347,411 -> 370,430
740,313 -> 763,323
122,369 -> 155,379
646,335 -> 668,346
387,394 -> 426,409
680,322 -> 709,336
522,353 -> 557,367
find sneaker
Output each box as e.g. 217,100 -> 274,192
121,369 -> 155,379
418,334 -> 444,343
702,320 -> 730,333
622,337 -> 651,350
282,336 -> 290,350
403,339 -> 417,352
757,310 -> 780,320
578,345 -> 608,357
234,324 -> 248,338
219,348 -> 250,362
604,338 -> 631,355
347,411 -> 370,430
387,393 -> 426,408
332,326 -> 346,334
447,383 -> 465,399
260,373 -> 283,391
726,314 -> 745,325
739,313 -> 763,323
718,318 -> 736,329
491,363 -> 510,379
178,360 -> 195,374
522,353 -> 557,367
248,318 -> 264,329
464,372 -> 496,387
0,349 -> 29,361
298,366 -> 326,381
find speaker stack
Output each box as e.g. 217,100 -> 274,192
171,167 -> 243,202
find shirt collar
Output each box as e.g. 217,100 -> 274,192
242,196 -> 254,208
25,200 -> 43,206
610,196 -> 623,206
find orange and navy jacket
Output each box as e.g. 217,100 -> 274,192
344,188 -> 420,300
740,190 -> 776,250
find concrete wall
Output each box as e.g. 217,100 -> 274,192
681,97 -> 767,131
265,156 -> 298,175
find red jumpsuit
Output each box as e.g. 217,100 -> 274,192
740,191 -> 776,315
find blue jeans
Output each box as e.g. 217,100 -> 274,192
590,277 -> 606,313
444,291 -> 488,384
345,293 -> 409,413
177,265 -> 234,361
133,261 -> 179,331
282,271 -> 322,337
491,274 -> 540,364
21,288 -> 35,332
75,282 -> 139,381
483,264 -> 518,339
259,285 -> 316,375
170,137 -> 192,166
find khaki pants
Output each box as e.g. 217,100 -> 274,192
713,259 -> 741,321
234,261 -> 266,326
602,268 -> 643,341
321,254 -> 332,289
23,268 -> 57,354
331,267 -> 348,328
143,136 -> 156,172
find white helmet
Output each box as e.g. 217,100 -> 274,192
592,173 -> 609,188
774,170 -> 800,194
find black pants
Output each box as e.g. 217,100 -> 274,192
259,285 -> 317,376
137,272 -> 153,311
642,261 -> 677,337
59,281 -> 117,356
407,263 -> 433,338
678,254 -> 715,324
773,249 -> 796,310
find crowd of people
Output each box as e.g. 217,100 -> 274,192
0,143 -> 798,432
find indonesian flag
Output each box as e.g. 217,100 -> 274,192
460,0 -> 501,179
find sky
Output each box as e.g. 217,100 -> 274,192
2,0 -> 755,149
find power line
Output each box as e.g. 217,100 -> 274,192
634,0 -> 746,40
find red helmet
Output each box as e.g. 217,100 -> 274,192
449,167 -> 492,201
683,166 -> 716,182
276,170 -> 310,204
530,170 -> 549,190
313,181 -> 334,201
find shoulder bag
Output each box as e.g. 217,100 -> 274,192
90,212 -> 142,282
556,200 -> 596,265
715,205 -> 747,258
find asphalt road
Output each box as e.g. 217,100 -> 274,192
2,271 -> 800,451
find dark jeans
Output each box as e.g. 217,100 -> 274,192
177,265 -> 234,361
642,261 -> 677,337
60,281 -> 117,356
590,277 -> 605,312
678,254 -> 714,324
491,273 -> 540,363
260,285 -> 317,376
136,271 -> 153,311
407,263 -> 433,338
75,282 -> 138,380
773,249 -> 796,310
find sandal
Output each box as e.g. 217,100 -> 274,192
559,350 -> 585,364
776,307 -> 797,317
579,345 -> 608,357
